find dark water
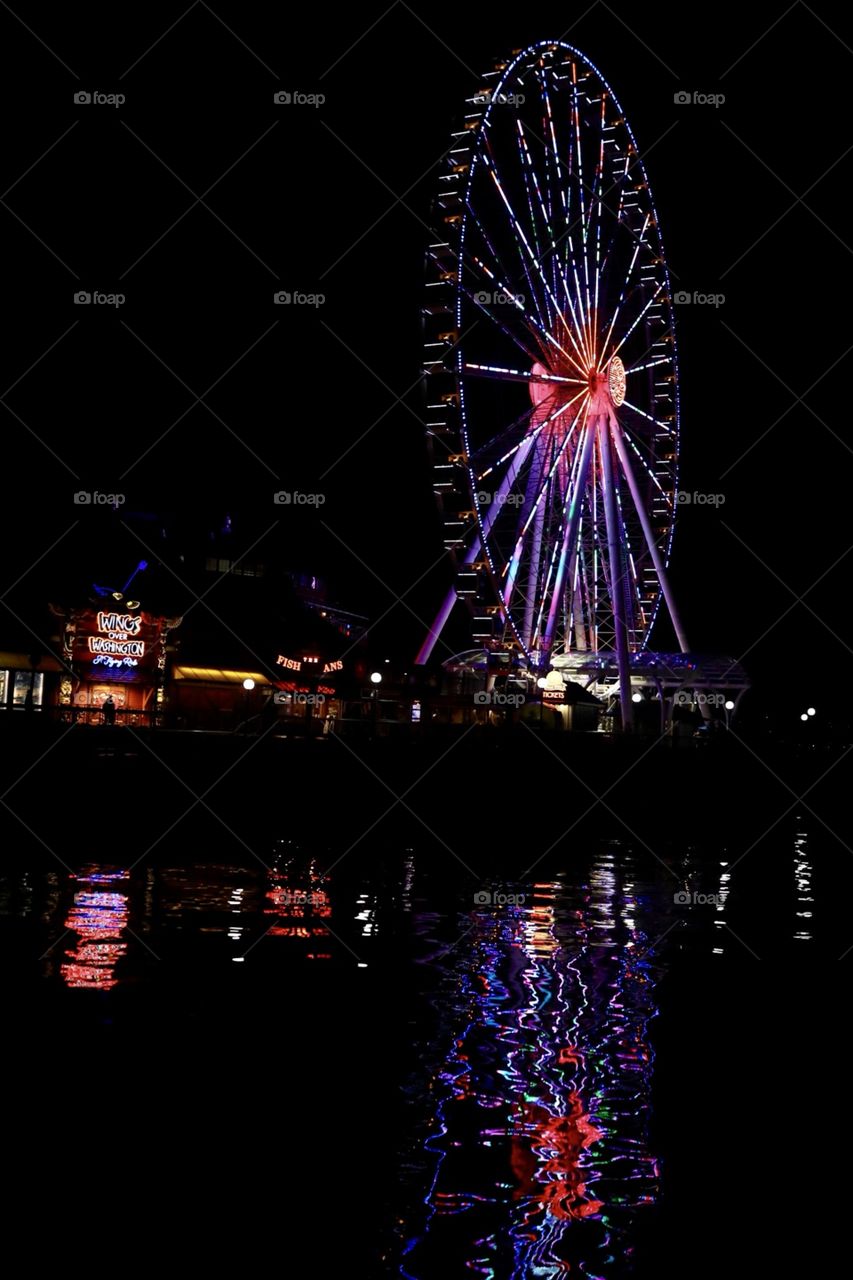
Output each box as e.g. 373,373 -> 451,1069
1,813 -> 846,1274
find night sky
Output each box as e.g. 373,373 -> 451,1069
3,2 -> 851,706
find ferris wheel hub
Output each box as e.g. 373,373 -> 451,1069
608,356 -> 626,407
587,365 -> 617,416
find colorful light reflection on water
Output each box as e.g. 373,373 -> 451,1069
60,867 -> 130,990
401,851 -> 662,1278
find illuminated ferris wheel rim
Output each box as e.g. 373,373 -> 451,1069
463,47 -> 678,347
456,38 -> 681,535
419,39 -> 687,694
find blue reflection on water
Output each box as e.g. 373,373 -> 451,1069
402,851 -> 662,1278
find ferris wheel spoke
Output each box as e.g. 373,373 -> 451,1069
538,69 -> 568,266
597,150 -> 632,277
590,94 -> 608,365
467,402 -> 537,467
477,387 -> 588,480
539,404 -> 596,650
471,391 -> 577,473
514,122 -> 553,328
618,430 -> 674,508
517,116 -> 567,331
501,440 -> 554,605
624,357 -> 670,375
596,213 -> 651,363
620,398 -> 675,435
462,279 -> 547,367
612,466 -> 646,639
603,281 -> 665,365
481,139 -> 559,333
569,65 -> 594,358
540,89 -> 594,376
463,191 -> 552,336
465,269 -> 583,376
466,233 -> 561,359
611,423 -> 689,652
583,93 -> 608,260
463,212 -> 552,342
514,405 -> 586,541
482,145 -> 592,372
463,363 -> 585,386
520,445 -> 552,636
505,415 -> 586,623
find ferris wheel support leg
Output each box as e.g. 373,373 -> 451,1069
416,431 -> 540,664
600,420 -> 634,731
415,536 -> 483,665
522,448 -> 547,648
542,420 -> 596,657
610,422 -> 690,653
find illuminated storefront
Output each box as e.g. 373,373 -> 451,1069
272,652 -> 347,726
52,601 -> 181,724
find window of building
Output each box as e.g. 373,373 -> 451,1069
12,672 -> 44,707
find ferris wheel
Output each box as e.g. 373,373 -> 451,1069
417,40 -> 689,722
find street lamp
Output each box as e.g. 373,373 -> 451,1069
536,676 -> 548,728
241,678 -> 255,735
807,707 -> 816,717
631,692 -> 643,704
800,713 -> 809,722
369,672 -> 382,736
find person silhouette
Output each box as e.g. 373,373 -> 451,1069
102,696 -> 116,726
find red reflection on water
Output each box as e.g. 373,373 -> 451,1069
60,869 -> 129,990
264,860 -> 331,947
513,1094 -> 604,1221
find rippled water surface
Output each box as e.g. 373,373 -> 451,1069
0,823 -> 837,1275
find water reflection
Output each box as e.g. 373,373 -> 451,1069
402,851 -> 661,1277
263,841 -> 332,959
60,867 -> 129,990
793,830 -> 813,943
712,861 -> 731,956
1,825 -> 828,1273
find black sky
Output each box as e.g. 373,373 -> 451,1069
2,1 -> 852,704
